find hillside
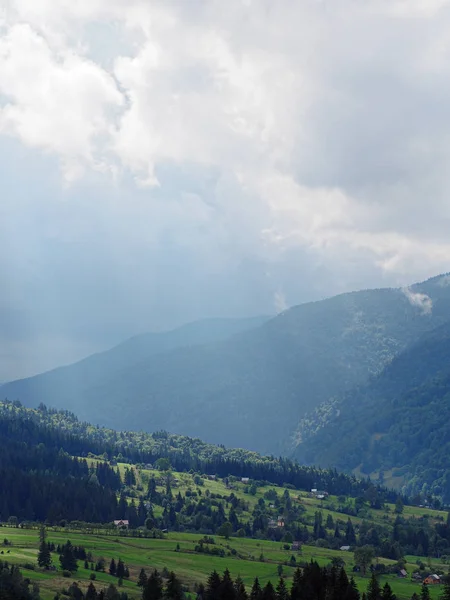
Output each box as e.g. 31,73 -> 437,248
1,402 -> 450,600
295,320 -> 450,500
3,274 -> 450,455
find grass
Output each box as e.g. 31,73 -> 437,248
0,526 -> 445,600
7,462 -> 446,600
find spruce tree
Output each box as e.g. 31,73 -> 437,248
37,527 -> 51,569
59,540 -> 78,573
345,519 -> 356,544
276,579 -> 289,600
250,579 -> 262,600
344,577 -> 360,600
440,578 -> 450,600
219,569 -> 235,600
144,569 -> 164,600
290,568 -> 303,600
68,582 -> 84,600
366,573 -> 381,600
206,571 -> 222,600
381,583 -> 396,600
420,584 -> 430,600
164,571 -> 184,600
109,558 -> 117,576
262,582 -> 276,600
138,569 -> 148,588
86,582 -> 98,600
117,558 -> 125,579
234,577 -> 248,600
105,584 -> 121,600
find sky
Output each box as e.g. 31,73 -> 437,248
1,0 -> 450,380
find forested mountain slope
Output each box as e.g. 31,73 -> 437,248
295,320 -> 450,500
3,274 -> 450,455
0,400 -> 393,515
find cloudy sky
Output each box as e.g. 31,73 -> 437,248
1,0 -> 450,380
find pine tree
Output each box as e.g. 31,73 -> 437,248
344,577 -> 360,600
59,540 -> 78,573
439,578 -> 450,600
37,527 -> 51,569
381,583 -> 396,600
86,582 -> 98,600
144,569 -> 164,600
109,558 -> 117,576
206,571 -> 222,600
117,558 -> 125,579
219,569 -> 235,600
164,571 -> 184,600
420,584 -> 430,600
250,578 -> 262,600
276,579 -> 289,600
290,568 -> 303,600
234,577 -> 248,600
138,569 -> 148,588
262,582 -> 276,600
366,573 -> 381,600
106,584 -> 121,600
345,519 -> 356,544
68,582 -> 84,600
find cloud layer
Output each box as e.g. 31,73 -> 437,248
1,0 -> 450,378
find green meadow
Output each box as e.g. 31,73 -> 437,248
0,526 -> 444,600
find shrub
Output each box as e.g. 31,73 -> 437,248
62,570 -> 71,578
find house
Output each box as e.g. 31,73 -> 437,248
398,569 -> 407,578
315,491 -> 328,499
311,488 -> 318,493
340,545 -> 351,551
241,477 -> 250,484
268,517 -> 285,529
113,520 -> 129,528
423,575 -> 441,585
291,541 -> 301,551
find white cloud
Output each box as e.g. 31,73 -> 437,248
402,288 -> 433,314
2,0 -> 450,376
0,23 -> 123,181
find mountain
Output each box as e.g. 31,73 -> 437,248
3,274 -> 450,456
294,318 -> 450,500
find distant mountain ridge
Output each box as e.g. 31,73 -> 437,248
3,273 -> 450,457
294,318 -> 450,500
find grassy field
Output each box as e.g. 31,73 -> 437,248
0,526 -> 445,600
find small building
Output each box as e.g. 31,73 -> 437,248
208,475 -> 217,481
277,516 -> 285,527
340,545 -> 351,551
241,477 -> 250,484
398,569 -> 407,578
291,541 -> 301,551
423,575 -> 441,585
268,519 -> 278,529
113,519 -> 129,528
316,494 -> 326,500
